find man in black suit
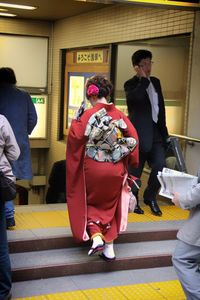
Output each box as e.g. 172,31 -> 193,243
124,49 -> 169,216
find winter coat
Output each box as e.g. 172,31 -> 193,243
0,84 -> 37,179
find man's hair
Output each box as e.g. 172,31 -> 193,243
131,49 -> 152,66
0,67 -> 17,84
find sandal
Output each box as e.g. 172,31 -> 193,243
99,252 -> 116,261
88,243 -> 104,256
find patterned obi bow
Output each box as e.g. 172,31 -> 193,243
84,108 -> 137,163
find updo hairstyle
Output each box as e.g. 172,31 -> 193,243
86,75 -> 113,100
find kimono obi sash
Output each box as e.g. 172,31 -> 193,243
84,108 -> 137,163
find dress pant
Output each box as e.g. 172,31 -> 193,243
129,123 -> 166,201
172,240 -> 200,300
0,201 -> 12,300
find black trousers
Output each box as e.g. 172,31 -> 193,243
129,125 -> 166,202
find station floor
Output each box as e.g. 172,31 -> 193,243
12,203 -> 189,231
10,204 -> 188,300
14,280 -> 186,300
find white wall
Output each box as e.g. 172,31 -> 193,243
185,12 -> 200,174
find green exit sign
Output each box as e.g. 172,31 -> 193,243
31,97 -> 45,104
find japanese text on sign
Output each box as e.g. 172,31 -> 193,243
76,51 -> 104,63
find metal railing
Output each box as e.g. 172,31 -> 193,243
170,134 -> 200,146
144,134 -> 200,175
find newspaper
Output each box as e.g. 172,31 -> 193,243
157,168 -> 198,199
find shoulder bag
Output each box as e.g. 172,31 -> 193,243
0,171 -> 16,202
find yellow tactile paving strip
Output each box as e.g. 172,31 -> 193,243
128,206 -> 189,223
14,280 -> 186,300
14,211 -> 70,230
13,206 -> 189,230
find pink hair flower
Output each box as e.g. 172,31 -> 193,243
87,84 -> 99,97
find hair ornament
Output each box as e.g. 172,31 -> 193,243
87,84 -> 99,97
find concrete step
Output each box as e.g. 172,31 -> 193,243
9,205 -> 185,298
8,220 -> 182,253
11,239 -> 176,282
9,229 -> 177,253
12,266 -> 178,299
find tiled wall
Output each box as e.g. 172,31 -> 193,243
53,5 -> 194,48
50,4 -> 194,171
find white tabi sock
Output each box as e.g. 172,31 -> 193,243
103,242 -> 115,259
92,235 -> 104,248
88,235 -> 104,256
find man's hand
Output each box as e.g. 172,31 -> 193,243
134,65 -> 147,78
172,192 -> 181,207
165,136 -> 172,151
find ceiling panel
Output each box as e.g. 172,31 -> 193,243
0,0 -> 199,21
0,0 -> 112,21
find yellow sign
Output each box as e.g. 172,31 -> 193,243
69,75 -> 84,107
77,50 -> 104,64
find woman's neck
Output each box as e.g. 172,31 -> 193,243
90,97 -> 111,107
96,97 -> 107,104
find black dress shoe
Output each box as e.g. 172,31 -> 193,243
6,217 -> 15,230
134,204 -> 144,214
144,200 -> 162,216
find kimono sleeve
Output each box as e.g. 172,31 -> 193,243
66,114 -> 90,242
66,117 -> 88,192
121,114 -> 139,168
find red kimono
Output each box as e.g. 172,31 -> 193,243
66,103 -> 139,243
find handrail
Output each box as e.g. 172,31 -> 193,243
143,133 -> 200,175
170,134 -> 200,144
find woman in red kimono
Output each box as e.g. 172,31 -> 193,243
66,75 -> 139,261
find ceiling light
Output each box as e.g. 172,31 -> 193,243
0,8 -> 8,11
111,0 -> 200,8
0,2 -> 37,10
0,12 -> 17,17
75,0 -> 111,3
75,0 -> 200,9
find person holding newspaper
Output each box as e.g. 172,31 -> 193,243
172,172 -> 200,300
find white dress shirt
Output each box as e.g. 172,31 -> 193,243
146,79 -> 159,123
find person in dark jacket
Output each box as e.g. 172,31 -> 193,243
124,50 -> 169,216
0,67 -> 37,228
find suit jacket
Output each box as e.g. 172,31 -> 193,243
177,183 -> 200,247
124,75 -> 168,152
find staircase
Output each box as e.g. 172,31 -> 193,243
7,204 -> 186,299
